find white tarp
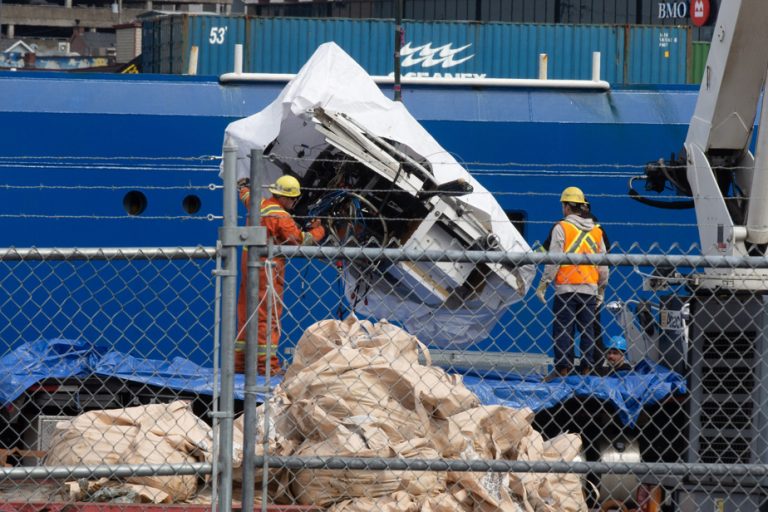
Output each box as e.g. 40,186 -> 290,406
223,42 -> 533,346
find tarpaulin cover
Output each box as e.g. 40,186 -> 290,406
0,339 -> 274,405
0,339 -> 685,427
223,42 -> 535,346
463,359 -> 687,427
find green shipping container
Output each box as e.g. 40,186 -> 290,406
688,41 -> 710,84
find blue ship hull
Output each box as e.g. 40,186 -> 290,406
1,73 -> 699,247
0,71 -> 700,361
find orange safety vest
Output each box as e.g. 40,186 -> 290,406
555,220 -> 604,286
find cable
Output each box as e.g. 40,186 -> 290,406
627,177 -> 695,210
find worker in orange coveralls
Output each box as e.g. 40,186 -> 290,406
235,174 -> 325,375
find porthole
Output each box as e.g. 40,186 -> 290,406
183,195 -> 202,214
123,191 -> 147,216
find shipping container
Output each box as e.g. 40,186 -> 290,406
247,18 -> 627,81
142,14 -> 247,75
250,0 -> 719,42
248,18 -> 395,76
688,41 -> 710,84
626,25 -> 688,85
143,14 -> 690,85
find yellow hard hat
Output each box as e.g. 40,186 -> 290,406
269,175 -> 301,198
560,186 -> 586,204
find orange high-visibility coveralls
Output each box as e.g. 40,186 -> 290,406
235,190 -> 325,374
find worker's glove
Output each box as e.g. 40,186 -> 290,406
535,279 -> 550,304
305,218 -> 326,244
596,284 -> 606,308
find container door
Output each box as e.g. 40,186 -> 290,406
627,25 -> 689,85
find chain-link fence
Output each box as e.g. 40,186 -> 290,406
218,144 -> 768,512
0,247 -> 219,506
2,145 -> 768,512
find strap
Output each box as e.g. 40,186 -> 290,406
562,221 -> 600,254
583,236 -> 599,253
564,229 -> 589,253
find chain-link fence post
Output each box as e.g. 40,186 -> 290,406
216,142 -> 238,512
242,149 -> 266,512
210,240 -> 223,508
260,160 -> 277,507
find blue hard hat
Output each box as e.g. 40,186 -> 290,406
605,335 -> 627,352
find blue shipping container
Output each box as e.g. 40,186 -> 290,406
143,15 -> 690,84
142,14 -> 247,75
627,25 -> 688,84
247,18 -> 627,81
249,18 -> 393,77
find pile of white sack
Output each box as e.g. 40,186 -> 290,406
45,400 -> 214,503
45,316 -> 587,511
241,316 -> 587,512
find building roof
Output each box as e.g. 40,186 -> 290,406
114,21 -> 142,29
1,40 -> 36,54
81,32 -> 117,49
136,10 -> 180,19
69,30 -> 116,56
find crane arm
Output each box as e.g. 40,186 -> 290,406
684,0 -> 768,256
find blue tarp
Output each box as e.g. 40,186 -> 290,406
1,339 -> 686,427
0,339 -> 267,404
463,360 -> 687,427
